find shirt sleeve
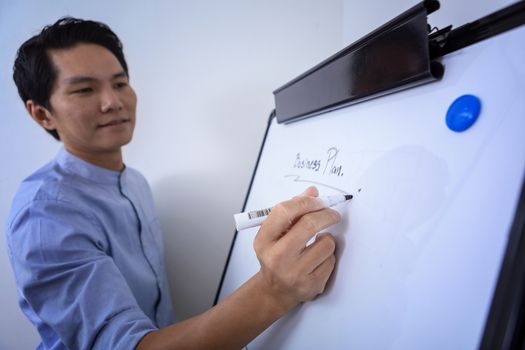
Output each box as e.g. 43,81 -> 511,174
7,199 -> 157,350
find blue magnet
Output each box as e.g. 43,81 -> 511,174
446,95 -> 481,132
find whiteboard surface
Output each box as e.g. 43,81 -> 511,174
219,26 -> 525,349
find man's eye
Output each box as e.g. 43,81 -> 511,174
114,82 -> 128,89
73,87 -> 93,94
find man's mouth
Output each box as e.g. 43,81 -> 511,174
98,118 -> 130,128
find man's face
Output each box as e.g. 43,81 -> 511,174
45,43 -> 137,157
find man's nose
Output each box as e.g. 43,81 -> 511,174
100,87 -> 124,112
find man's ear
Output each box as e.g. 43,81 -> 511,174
25,100 -> 57,131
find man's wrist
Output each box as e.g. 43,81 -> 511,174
251,271 -> 299,319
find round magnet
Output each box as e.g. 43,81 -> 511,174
446,95 -> 481,132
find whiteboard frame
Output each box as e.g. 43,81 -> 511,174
215,2 -> 525,347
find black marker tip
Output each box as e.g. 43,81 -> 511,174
344,194 -> 353,200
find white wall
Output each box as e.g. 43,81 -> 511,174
0,0 -> 342,348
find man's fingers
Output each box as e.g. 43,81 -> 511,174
296,186 -> 318,198
298,233 -> 336,274
256,195 -> 325,245
279,208 -> 340,252
252,187 -> 342,305
309,254 -> 336,296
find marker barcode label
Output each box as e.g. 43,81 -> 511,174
248,208 -> 272,219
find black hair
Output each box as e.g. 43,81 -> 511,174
12,17 -> 129,140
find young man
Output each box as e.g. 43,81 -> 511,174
7,18 -> 340,349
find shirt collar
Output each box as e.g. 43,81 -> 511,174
56,147 -> 126,186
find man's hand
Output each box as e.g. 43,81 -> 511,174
137,186 -> 341,350
253,186 -> 340,313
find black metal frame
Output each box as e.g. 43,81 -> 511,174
480,179 -> 525,349
273,0 -> 442,124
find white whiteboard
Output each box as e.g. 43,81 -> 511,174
218,25 -> 525,349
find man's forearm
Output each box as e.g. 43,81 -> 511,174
136,271 -> 294,350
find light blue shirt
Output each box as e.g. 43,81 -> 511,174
6,148 -> 175,350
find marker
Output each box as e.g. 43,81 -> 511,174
234,194 -> 353,231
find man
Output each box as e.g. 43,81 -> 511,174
6,17 -> 340,349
